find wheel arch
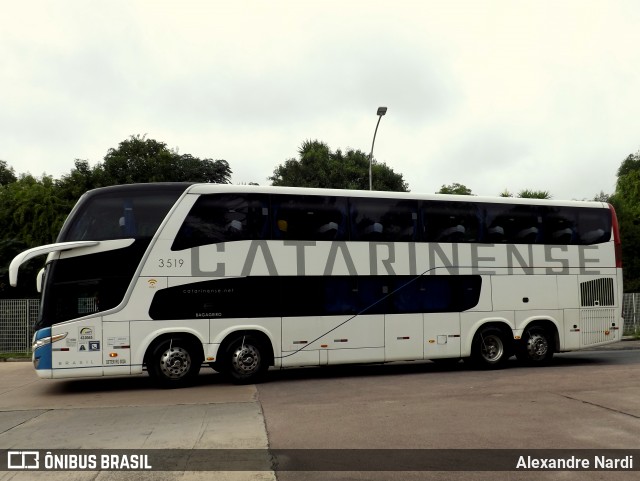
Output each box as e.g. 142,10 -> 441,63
142,330 -> 205,367
463,318 -> 515,357
217,329 -> 275,367
518,317 -> 560,354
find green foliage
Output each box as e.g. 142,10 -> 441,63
269,140 -> 409,192
617,150 -> 640,178
499,189 -> 552,199
609,160 -> 640,292
437,183 -> 473,195
97,135 -> 232,185
0,160 -> 17,186
593,191 -> 611,202
517,189 -> 552,199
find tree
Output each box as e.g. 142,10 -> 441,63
517,189 -> 552,199
57,159 -> 102,206
0,174 -> 69,298
269,140 -> 408,192
498,189 -> 552,199
437,183 -> 473,195
593,191 -> 611,202
95,135 -> 232,185
609,150 -> 640,292
0,160 -> 17,186
617,150 -> 640,178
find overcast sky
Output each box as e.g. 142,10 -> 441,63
2,0 -> 639,200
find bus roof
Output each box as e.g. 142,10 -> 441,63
184,183 -> 608,209
78,182 -> 608,209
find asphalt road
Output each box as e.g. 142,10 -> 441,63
0,342 -> 639,481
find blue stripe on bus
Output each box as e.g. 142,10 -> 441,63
33,327 -> 52,371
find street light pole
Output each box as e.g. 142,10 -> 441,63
369,106 -> 387,190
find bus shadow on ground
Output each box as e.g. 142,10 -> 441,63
43,369 -> 225,394
264,354 -> 605,383
42,354 -> 609,394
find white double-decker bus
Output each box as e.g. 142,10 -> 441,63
10,183 -> 623,387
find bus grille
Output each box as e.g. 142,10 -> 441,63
580,308 -> 615,346
580,278 -> 614,307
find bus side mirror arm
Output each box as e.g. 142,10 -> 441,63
9,241 -> 100,287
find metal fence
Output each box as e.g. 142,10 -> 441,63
622,293 -> 640,335
0,299 -> 38,353
1,295 -> 639,354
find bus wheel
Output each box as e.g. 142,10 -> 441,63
517,326 -> 554,366
147,338 -> 202,388
471,327 -> 509,369
223,335 -> 268,384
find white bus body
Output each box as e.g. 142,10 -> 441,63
11,183 -> 623,387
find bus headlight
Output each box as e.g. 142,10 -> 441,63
32,332 -> 68,351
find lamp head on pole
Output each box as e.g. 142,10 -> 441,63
377,106 -> 387,116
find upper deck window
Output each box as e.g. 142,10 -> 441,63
271,195 -> 348,241
60,187 -> 186,242
172,194 -> 270,250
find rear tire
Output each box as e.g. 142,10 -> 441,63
147,338 -> 202,388
222,335 -> 269,384
471,327 -> 510,369
517,326 -> 554,366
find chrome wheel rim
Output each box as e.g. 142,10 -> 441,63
159,346 -> 191,379
526,333 -> 548,360
231,344 -> 260,375
481,334 -> 504,363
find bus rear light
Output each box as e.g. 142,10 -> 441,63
109,353 -> 118,358
608,203 -> 622,268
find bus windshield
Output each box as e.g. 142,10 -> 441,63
36,184 -> 189,329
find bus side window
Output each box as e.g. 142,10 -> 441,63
576,208 -> 611,244
485,205 -> 541,244
423,201 -> 480,243
172,194 -> 269,250
350,198 -> 418,242
272,195 -> 347,241
542,207 -> 577,244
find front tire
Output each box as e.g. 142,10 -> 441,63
471,327 -> 510,369
147,338 -> 202,388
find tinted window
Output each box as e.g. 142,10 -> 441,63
149,275 -> 482,320
424,201 -> 480,242
272,195 -> 348,241
172,194 -> 269,250
482,203 -> 610,245
542,206 -> 578,244
350,198 -> 418,241
575,207 -> 611,244
62,192 -> 182,241
37,240 -> 150,328
391,275 -> 482,313
483,204 -> 542,244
